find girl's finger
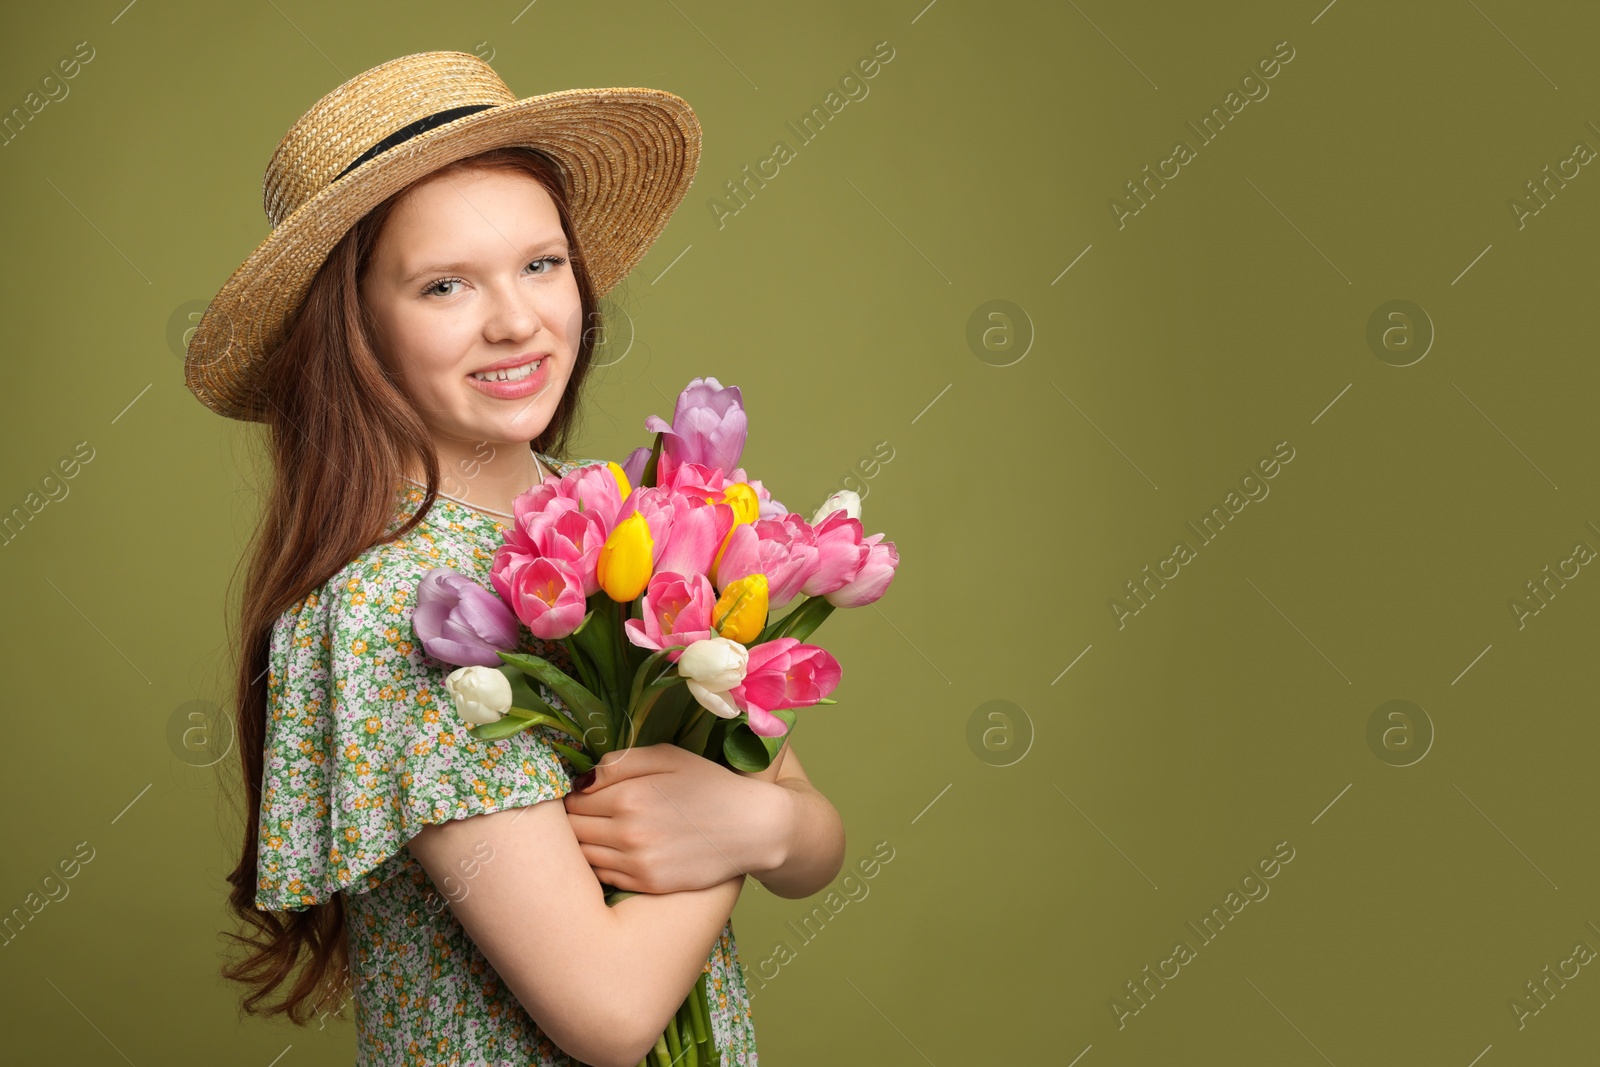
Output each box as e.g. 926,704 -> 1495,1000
576,842 -> 632,873
564,811 -> 627,848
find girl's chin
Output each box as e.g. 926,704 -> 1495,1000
442,394 -> 559,440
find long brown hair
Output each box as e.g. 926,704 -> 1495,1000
218,145 -> 602,1024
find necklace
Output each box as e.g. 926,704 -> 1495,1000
401,450 -> 552,521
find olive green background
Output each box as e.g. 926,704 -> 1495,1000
3,0 -> 1599,1063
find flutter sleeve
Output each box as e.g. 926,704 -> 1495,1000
254,545 -> 575,912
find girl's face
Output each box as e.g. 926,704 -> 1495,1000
360,168 -> 582,454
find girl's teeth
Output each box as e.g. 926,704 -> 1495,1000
472,359 -> 541,382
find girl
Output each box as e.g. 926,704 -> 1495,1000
188,52 -> 845,1067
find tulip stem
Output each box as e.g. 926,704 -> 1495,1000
675,704 -> 707,746
663,1008 -> 683,1064
612,597 -> 633,729
687,971 -> 710,1044
503,706 -> 586,742
678,996 -> 699,1067
702,717 -> 731,763
561,637 -> 603,703
631,687 -> 662,743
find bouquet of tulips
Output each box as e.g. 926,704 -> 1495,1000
410,377 -> 898,1067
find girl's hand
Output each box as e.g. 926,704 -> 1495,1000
562,743 -> 794,895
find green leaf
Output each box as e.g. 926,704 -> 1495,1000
550,741 -> 595,773
569,601 -> 619,694
557,634 -> 601,700
571,596 -> 637,717
633,668 -> 685,715
627,646 -> 681,712
640,431 -> 665,489
468,715 -> 538,741
777,596 -> 836,642
501,668 -> 584,736
754,607 -> 791,645
633,681 -> 692,747
491,666 -> 596,753
621,635 -> 653,695
496,650 -> 615,755
570,598 -> 613,661
754,595 -> 834,644
507,707 -> 586,741
503,665 -> 544,709
677,704 -> 716,753
760,708 -> 798,755
721,708 -> 798,771
702,716 -> 732,763
722,718 -> 769,771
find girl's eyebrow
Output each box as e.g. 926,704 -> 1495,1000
400,235 -> 569,283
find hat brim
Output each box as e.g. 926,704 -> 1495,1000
185,86 -> 701,423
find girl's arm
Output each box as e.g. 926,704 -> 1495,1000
409,797 -> 741,1067
741,743 -> 847,899
563,742 -> 847,900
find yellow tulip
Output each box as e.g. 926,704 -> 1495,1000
607,460 -> 632,501
712,572 -> 769,643
597,513 -> 654,601
720,483 -> 760,524
709,483 -> 761,585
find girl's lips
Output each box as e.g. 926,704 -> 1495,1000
466,358 -> 550,399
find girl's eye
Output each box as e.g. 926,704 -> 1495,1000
421,255 -> 568,297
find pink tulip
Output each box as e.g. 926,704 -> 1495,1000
519,506 -> 605,597
656,452 -> 728,493
489,552 -> 587,640
624,570 -> 718,660
508,461 -> 623,549
655,452 -> 790,519
714,518 -> 812,609
720,515 -> 851,614
729,637 -> 841,737
825,533 -> 899,607
655,497 -> 737,580
802,510 -> 869,598
412,567 -> 520,668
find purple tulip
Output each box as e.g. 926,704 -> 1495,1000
644,376 -> 748,475
621,445 -> 651,488
412,567 -> 521,668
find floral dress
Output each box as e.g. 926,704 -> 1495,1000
255,452 -> 759,1066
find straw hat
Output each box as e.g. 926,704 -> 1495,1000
184,51 -> 702,423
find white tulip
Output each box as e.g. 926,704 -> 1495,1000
445,665 -> 513,725
678,638 -> 749,719
677,637 -> 749,692
811,489 -> 862,526
686,679 -> 744,719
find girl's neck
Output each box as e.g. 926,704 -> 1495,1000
403,445 -> 552,518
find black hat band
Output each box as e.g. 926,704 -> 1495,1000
334,103 -> 497,181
